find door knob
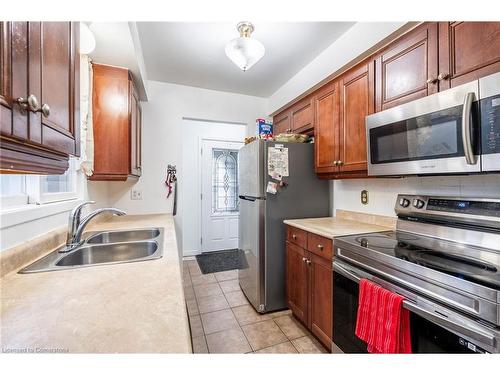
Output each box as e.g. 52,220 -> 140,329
16,94 -> 39,113
438,73 -> 450,81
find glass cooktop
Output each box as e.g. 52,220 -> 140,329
341,231 -> 500,290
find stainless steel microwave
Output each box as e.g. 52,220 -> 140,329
366,71 -> 500,176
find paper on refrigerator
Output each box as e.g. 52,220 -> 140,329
268,147 -> 289,177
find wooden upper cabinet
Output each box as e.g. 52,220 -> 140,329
339,62 -> 374,173
273,110 -> 290,135
314,81 -> 340,174
130,80 -> 142,177
375,22 -> 438,112
290,96 -> 313,133
438,22 -> 500,90
0,21 -> 79,174
91,63 -> 142,181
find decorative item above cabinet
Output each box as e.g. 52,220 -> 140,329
89,63 -> 142,181
0,21 -> 80,174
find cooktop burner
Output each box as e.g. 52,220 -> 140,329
347,231 -> 500,290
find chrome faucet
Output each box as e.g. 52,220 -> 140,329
62,201 -> 127,252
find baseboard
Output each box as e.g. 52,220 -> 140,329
183,250 -> 200,258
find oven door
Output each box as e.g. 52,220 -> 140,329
332,260 -> 497,353
366,80 -> 481,176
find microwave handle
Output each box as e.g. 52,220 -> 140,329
462,92 -> 477,165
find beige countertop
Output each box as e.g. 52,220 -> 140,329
0,214 -> 191,353
283,215 -> 393,239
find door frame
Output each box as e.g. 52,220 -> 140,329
199,137 -> 244,253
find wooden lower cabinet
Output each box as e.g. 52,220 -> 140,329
285,225 -> 333,350
309,253 -> 333,347
285,241 -> 309,324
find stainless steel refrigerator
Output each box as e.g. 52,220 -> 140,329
238,140 -> 330,313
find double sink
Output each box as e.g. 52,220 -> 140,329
20,227 -> 164,273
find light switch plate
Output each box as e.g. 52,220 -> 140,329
131,189 -> 143,200
361,190 -> 369,205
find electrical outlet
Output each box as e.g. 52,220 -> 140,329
131,189 -> 143,200
361,190 -> 369,205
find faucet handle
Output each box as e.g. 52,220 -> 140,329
69,201 -> 95,228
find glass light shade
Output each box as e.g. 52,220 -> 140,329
80,23 -> 96,55
225,36 -> 265,71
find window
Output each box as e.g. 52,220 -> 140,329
0,158 -> 79,210
0,175 -> 28,207
212,148 -> 239,214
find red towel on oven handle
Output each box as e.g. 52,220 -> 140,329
355,279 -> 412,354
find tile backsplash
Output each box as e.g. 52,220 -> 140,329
332,174 -> 500,217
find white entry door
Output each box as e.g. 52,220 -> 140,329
201,139 -> 244,252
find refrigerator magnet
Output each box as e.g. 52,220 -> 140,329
266,181 -> 278,194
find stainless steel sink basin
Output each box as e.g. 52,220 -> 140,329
19,227 -> 164,273
56,241 -> 159,267
86,228 -> 161,244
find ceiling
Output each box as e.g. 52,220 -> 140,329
136,22 -> 355,97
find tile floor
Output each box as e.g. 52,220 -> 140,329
182,259 -> 328,354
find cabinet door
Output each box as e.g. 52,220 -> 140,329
438,22 -> 500,90
29,22 -> 80,156
309,253 -> 333,350
92,64 -> 130,179
375,23 -> 438,111
0,22 -> 29,139
339,62 -> 374,173
314,81 -> 340,173
291,97 -> 313,133
273,110 -> 290,135
286,241 -> 309,325
130,80 -> 141,177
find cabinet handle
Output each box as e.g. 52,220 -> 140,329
426,77 -> 438,84
438,73 -> 450,81
292,234 -> 297,240
333,160 -> 338,166
302,257 -> 307,262
16,94 -> 39,113
337,160 -> 344,166
36,103 -> 50,117
317,244 -> 323,251
306,259 -> 311,265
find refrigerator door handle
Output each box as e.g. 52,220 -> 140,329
239,195 -> 262,202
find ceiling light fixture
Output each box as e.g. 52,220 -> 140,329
225,21 -> 265,72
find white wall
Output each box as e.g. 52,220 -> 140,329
181,120 -> 246,256
332,175 -> 500,218
268,22 -> 407,114
107,81 -> 268,254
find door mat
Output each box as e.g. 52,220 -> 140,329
196,249 -> 248,274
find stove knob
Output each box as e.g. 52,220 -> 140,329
399,198 -> 410,207
413,199 -> 425,209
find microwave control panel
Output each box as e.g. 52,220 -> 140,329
481,93 -> 500,154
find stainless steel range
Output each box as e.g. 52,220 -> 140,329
332,194 -> 500,353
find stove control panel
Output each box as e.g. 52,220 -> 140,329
395,194 -> 500,221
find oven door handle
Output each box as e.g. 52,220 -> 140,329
333,261 -> 496,348
402,301 -> 495,347
461,91 -> 477,165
